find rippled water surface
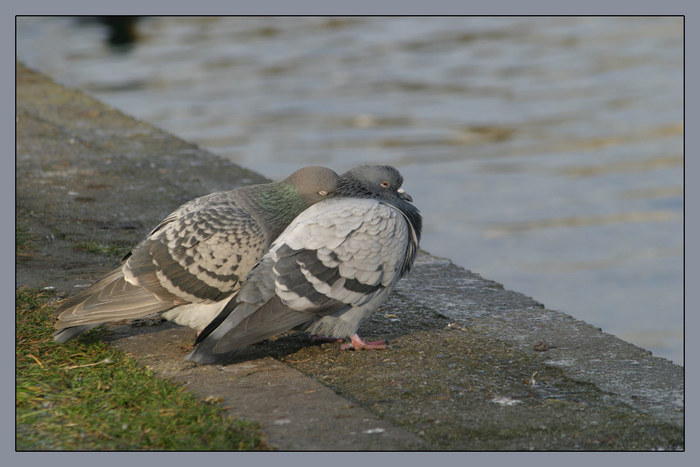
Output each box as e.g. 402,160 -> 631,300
17,17 -> 684,364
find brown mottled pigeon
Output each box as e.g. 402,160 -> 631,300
53,166 -> 339,343
187,165 -> 422,364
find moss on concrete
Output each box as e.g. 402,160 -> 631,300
281,326 -> 683,450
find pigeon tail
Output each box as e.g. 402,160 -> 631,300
53,325 -> 99,343
186,296 -> 313,364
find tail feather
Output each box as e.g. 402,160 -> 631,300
194,295 -> 239,345
54,268 -> 179,341
54,268 -> 124,312
216,299 -> 312,352
186,297 -> 313,363
53,325 -> 99,343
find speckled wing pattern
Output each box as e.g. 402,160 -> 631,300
125,194 -> 268,303
193,197 -> 419,356
54,191 -> 269,334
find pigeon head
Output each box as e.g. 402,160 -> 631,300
336,165 -> 422,242
335,165 -> 412,202
284,166 -> 339,204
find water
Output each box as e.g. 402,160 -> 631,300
16,16 -> 684,365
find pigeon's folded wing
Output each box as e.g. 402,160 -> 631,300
125,200 -> 268,302
55,201 -> 267,333
273,198 -> 410,309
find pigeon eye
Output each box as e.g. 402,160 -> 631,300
380,181 -> 390,188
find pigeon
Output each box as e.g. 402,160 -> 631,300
53,166 -> 339,343
186,165 -> 422,364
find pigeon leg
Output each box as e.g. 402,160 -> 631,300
340,333 -> 387,350
309,334 -> 343,344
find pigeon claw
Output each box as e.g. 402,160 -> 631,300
340,333 -> 388,350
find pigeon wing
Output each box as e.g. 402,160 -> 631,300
54,196 -> 269,334
125,201 -> 269,302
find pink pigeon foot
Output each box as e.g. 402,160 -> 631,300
340,333 -> 388,350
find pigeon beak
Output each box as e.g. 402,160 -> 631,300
397,188 -> 413,202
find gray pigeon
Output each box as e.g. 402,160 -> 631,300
53,166 -> 339,343
186,165 -> 422,364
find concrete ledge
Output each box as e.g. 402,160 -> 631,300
16,62 -> 684,450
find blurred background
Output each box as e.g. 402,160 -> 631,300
16,17 -> 683,365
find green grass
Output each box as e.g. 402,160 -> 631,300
16,286 -> 268,451
73,241 -> 131,258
